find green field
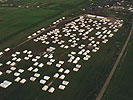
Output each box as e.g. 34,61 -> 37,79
102,37 -> 133,100
0,0 -> 133,100
100,2 -> 133,100
0,0 -> 89,51
0,14 -> 130,100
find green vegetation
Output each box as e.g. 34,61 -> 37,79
99,2 -> 133,100
0,0 -> 89,51
0,0 -> 132,100
102,37 -> 133,100
0,16 -> 130,100
0,8 -> 61,40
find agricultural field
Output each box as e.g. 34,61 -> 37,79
0,0 -> 132,100
0,0 -> 89,51
97,1 -> 133,99
102,38 -> 133,100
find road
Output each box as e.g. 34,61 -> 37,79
96,19 -> 133,100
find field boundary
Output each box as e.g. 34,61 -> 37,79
96,19 -> 133,100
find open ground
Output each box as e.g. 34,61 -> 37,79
0,0 -> 132,100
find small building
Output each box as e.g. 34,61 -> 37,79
32,68 -> 38,72
62,81 -> 69,86
53,73 -> 59,78
58,68 -> 64,73
73,68 -> 79,72
0,80 -> 12,88
44,76 -> 50,80
0,71 -> 3,76
64,69 -> 70,74
40,79 -> 46,84
10,67 -> 16,71
28,67 -> 33,71
15,77 -> 21,82
59,75 -> 65,80
30,77 -> 36,82
20,79 -> 26,84
18,69 -> 24,73
42,85 -> 49,91
14,72 -> 20,77
34,73 -> 40,78
48,87 -> 55,93
6,70 -> 12,74
59,85 -> 65,90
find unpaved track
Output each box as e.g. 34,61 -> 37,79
12,16 -> 79,49
0,15 -> 80,59
96,19 -> 133,100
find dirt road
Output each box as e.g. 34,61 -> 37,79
96,19 -> 133,100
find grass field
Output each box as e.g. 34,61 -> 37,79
101,7 -> 133,99
0,0 -> 89,51
99,2 -> 133,100
0,13 -> 127,100
102,36 -> 133,100
0,0 -> 133,100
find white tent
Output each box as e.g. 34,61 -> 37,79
59,85 -> 65,90
10,67 -> 16,71
34,62 -> 39,66
10,62 -> 16,66
0,52 -> 3,56
30,77 -> 36,82
44,76 -> 50,80
42,85 -> 48,91
6,61 -> 11,65
40,79 -> 46,84
38,63 -> 44,68
5,48 -> 10,52
58,68 -> 64,73
6,70 -> 12,74
18,69 -> 24,73
53,73 -> 59,78
15,77 -> 21,82
34,73 -> 40,78
16,58 -> 21,62
28,67 -> 33,71
14,72 -> 20,77
59,75 -> 65,80
64,69 -> 70,74
24,57 -> 29,60
62,81 -> 69,85
76,64 -> 81,69
20,79 -> 26,84
73,68 -> 79,72
32,68 -> 38,72
0,80 -> 12,88
0,71 -> 2,76
48,87 -> 55,93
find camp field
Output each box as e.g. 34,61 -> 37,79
0,0 -> 132,100
0,0 -> 89,51
102,36 -> 133,100
0,12 -> 129,100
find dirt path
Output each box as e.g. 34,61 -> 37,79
0,14 -> 80,59
96,19 -> 133,100
12,15 -> 79,50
